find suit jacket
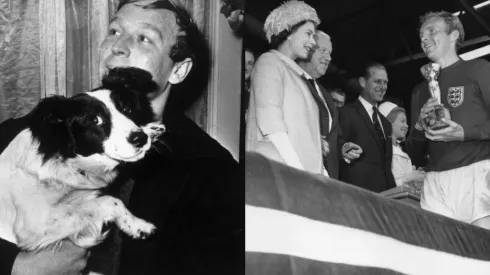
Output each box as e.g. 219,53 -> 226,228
338,99 -> 396,192
313,82 -> 340,179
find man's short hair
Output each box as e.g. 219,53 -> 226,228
117,0 -> 210,113
362,61 -> 385,79
327,87 -> 345,96
419,11 -> 465,51
244,48 -> 256,59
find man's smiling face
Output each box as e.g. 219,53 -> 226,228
99,1 -> 179,99
419,17 -> 455,62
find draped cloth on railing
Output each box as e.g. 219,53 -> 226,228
246,152 -> 490,275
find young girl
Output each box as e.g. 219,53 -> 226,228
379,101 -> 426,187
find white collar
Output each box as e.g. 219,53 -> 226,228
358,96 -> 378,114
392,144 -> 410,158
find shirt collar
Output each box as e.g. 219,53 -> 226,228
358,96 -> 378,114
392,144 -> 410,158
271,50 -> 311,79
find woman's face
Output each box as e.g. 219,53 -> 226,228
392,111 -> 409,141
287,21 -> 316,60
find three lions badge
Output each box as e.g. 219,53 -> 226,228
447,86 -> 464,107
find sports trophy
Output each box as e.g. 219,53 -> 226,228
420,63 -> 451,130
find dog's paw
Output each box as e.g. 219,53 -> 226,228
142,122 -> 165,141
118,216 -> 156,239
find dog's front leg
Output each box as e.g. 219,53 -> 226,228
91,195 -> 156,239
17,196 -> 155,250
69,196 -> 156,248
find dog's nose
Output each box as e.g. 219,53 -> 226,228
128,130 -> 148,148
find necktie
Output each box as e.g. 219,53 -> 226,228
304,77 -> 329,138
372,106 -> 385,142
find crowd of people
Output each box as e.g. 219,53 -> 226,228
244,0 -> 490,231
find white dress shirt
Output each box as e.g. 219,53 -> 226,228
358,96 -> 386,137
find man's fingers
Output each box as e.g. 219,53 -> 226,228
425,132 -> 444,141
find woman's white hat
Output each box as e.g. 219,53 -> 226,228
378,101 -> 399,118
264,0 -> 320,43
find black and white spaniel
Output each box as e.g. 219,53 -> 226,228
0,68 -> 164,251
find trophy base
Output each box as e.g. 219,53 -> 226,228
426,105 -> 450,131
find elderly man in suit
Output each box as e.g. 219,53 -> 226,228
339,62 -> 396,192
297,31 -> 361,179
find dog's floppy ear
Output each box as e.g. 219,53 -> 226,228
29,96 -> 77,163
101,67 -> 159,95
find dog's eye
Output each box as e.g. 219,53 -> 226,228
91,116 -> 103,126
122,106 -> 132,114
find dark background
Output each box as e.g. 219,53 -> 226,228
244,0 -> 490,119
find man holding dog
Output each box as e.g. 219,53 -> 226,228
0,0 -> 242,274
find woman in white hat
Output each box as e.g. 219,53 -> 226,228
245,1 -> 325,174
379,101 -> 426,186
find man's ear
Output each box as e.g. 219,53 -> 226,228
450,30 -> 460,44
359,77 -> 366,89
168,58 -> 193,84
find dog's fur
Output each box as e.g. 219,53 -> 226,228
0,68 -> 164,251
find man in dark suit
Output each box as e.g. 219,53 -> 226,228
298,31 -> 361,179
339,62 -> 396,192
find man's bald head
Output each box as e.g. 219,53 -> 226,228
298,30 -> 332,79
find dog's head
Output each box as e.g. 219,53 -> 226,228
28,68 -> 163,169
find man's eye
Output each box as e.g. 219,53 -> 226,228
109,28 -> 120,36
138,35 -> 151,43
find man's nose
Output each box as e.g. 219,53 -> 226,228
310,36 -> 317,46
111,36 -> 131,57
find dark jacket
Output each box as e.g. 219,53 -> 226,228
0,113 -> 244,275
338,99 -> 396,192
317,83 -> 341,179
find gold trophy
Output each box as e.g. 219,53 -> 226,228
420,63 -> 451,130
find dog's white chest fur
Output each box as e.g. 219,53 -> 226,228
0,128 -> 158,251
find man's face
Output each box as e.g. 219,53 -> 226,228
360,67 -> 388,105
419,17 -> 455,62
331,91 -> 345,108
244,50 -> 255,81
308,34 -> 332,78
99,1 -> 178,100
288,21 -> 316,60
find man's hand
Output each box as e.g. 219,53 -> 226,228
425,118 -> 464,142
342,142 -> 362,160
416,97 -> 440,131
12,240 -> 89,275
321,136 -> 330,157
